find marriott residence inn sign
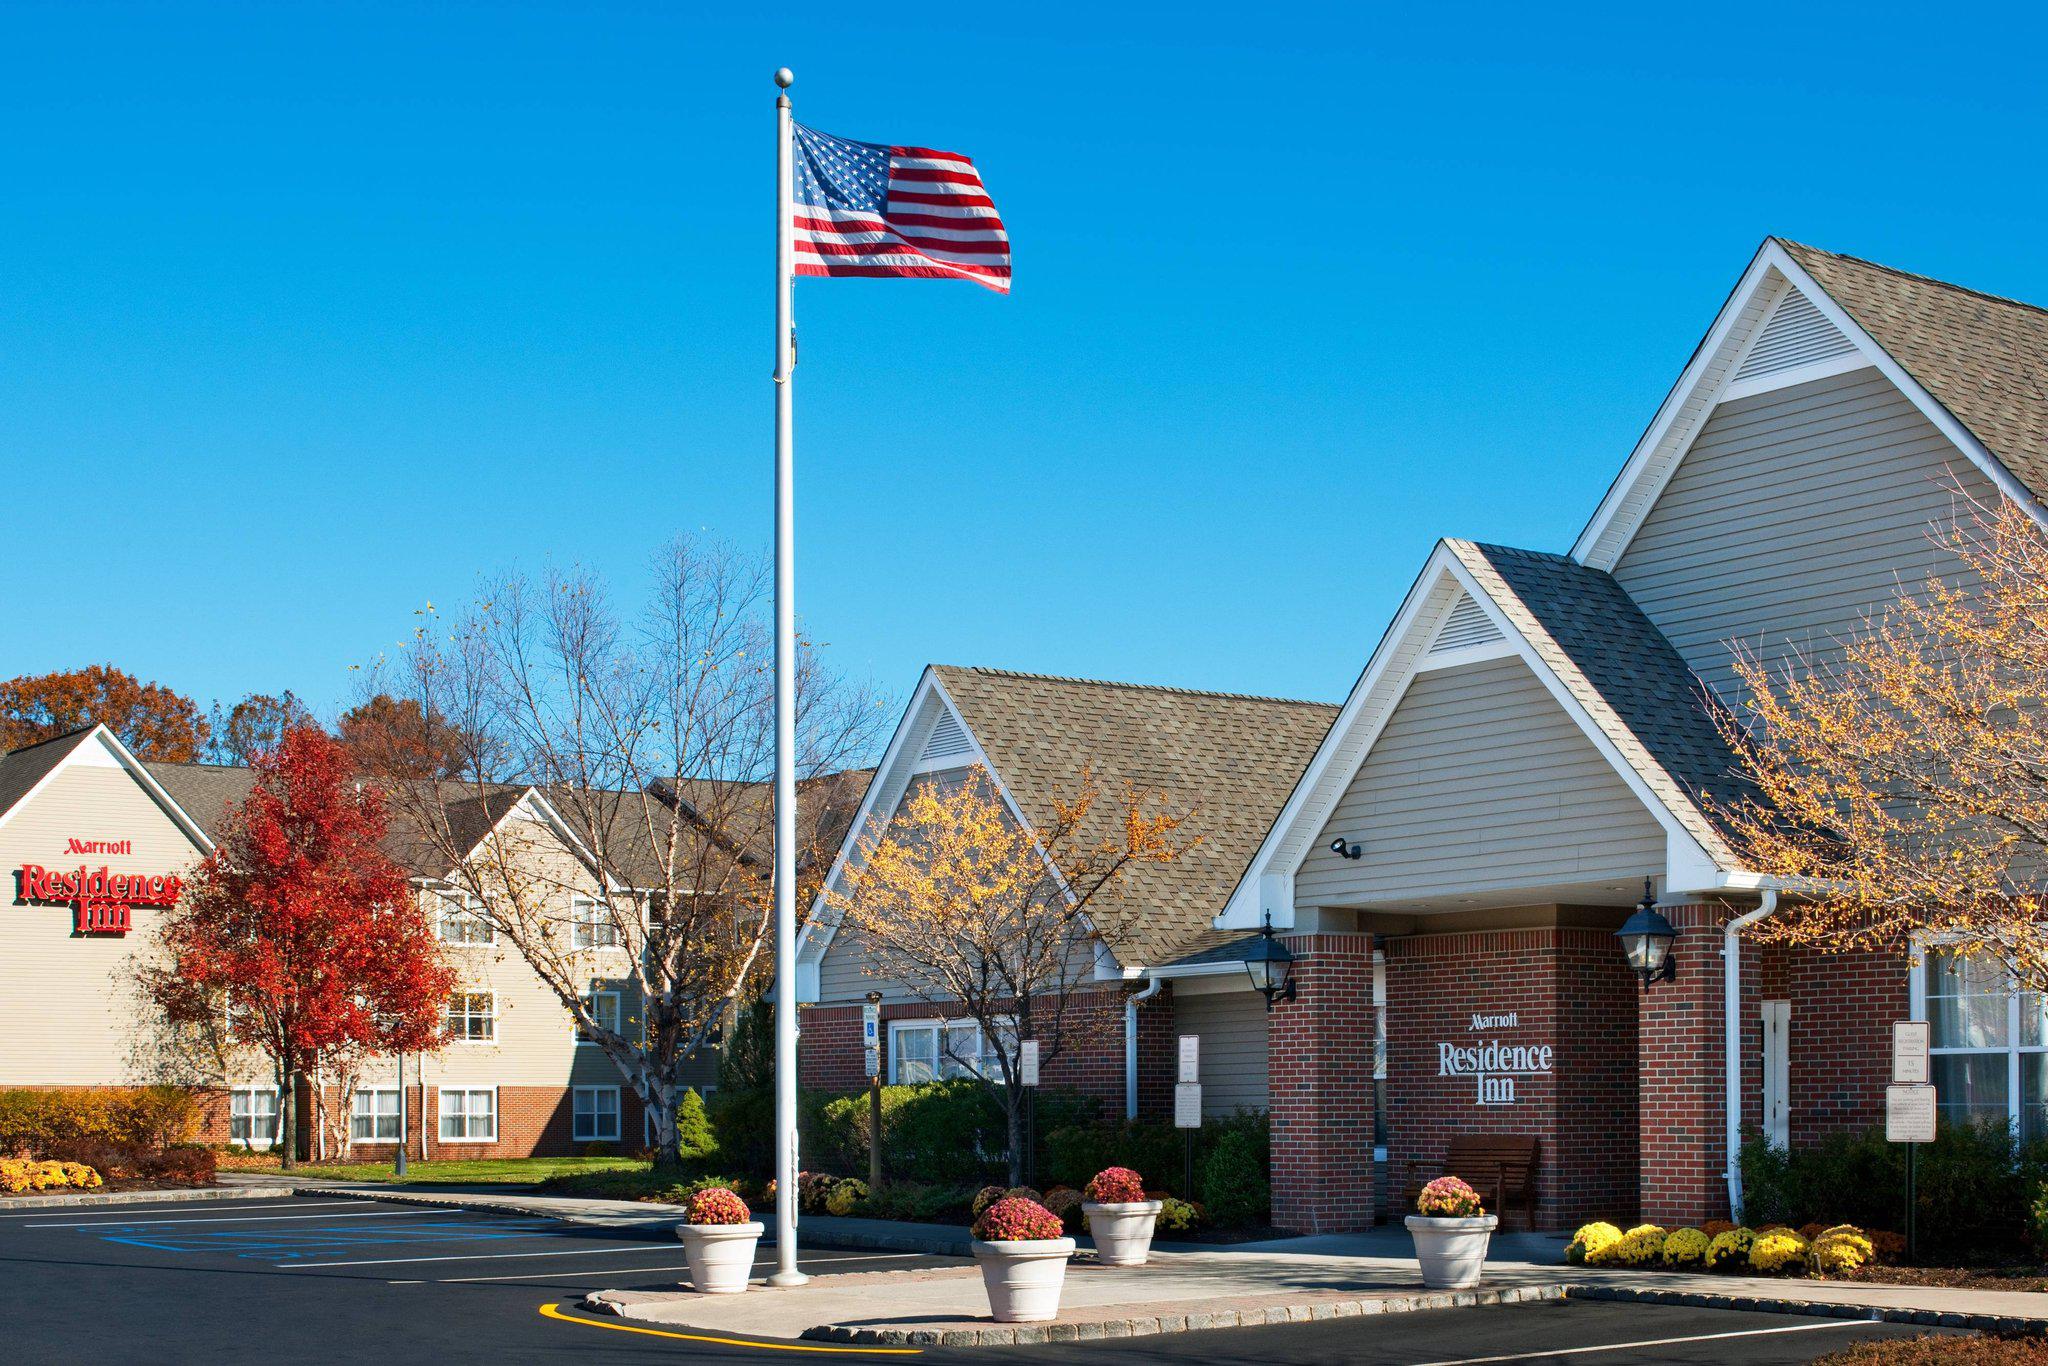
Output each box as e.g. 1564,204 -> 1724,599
1438,1012 -> 1554,1106
13,839 -> 182,936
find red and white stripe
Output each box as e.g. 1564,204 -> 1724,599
794,147 -> 1011,294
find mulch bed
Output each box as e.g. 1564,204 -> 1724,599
1814,1334 -> 2048,1363
1826,1265 -> 2048,1295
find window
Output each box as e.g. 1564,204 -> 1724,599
434,890 -> 493,946
351,1087 -> 402,1143
571,895 -> 619,949
1918,948 -> 2048,1139
230,1087 -> 279,1148
887,1018 -> 1011,1084
438,1087 -> 497,1142
573,1087 -> 621,1143
444,991 -> 496,1043
577,989 -> 622,1043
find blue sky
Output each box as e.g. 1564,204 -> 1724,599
7,2 -> 2047,728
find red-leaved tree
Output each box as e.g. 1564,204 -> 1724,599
143,726 -> 456,1166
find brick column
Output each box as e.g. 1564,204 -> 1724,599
1134,986 -> 1177,1122
1637,903 -> 1729,1226
1269,933 -> 1376,1233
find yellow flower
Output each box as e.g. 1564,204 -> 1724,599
1808,1226 -> 1874,1275
1704,1227 -> 1756,1271
1567,1222 -> 1623,1265
1749,1230 -> 1810,1274
1662,1227 -> 1711,1268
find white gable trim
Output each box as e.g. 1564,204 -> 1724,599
1216,545 -> 1727,930
1571,239 -> 2047,572
0,725 -> 215,855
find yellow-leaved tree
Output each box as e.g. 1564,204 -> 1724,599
825,765 -> 1195,1184
1713,498 -> 2048,986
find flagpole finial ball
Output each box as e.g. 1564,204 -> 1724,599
774,68 -> 794,89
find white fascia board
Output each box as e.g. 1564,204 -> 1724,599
796,667 -> 940,966
1220,546 -> 1735,929
1573,239 -> 2047,570
1572,242 -> 1785,569
1217,545 -> 1465,930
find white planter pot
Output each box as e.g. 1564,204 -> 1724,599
970,1237 -> 1075,1322
1405,1214 -> 1497,1290
675,1221 -> 763,1294
1083,1200 -> 1163,1266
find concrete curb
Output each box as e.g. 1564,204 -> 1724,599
794,1285 -> 1567,1347
0,1186 -> 283,1211
1564,1284 -> 2048,1336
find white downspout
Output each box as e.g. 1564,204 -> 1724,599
1723,890 -> 1778,1222
1124,975 -> 1162,1120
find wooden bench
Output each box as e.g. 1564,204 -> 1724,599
1404,1134 -> 1540,1229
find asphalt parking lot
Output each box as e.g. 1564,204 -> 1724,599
0,1194 -> 1955,1363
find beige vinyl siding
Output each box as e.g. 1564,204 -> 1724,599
0,750 -> 209,1086
1295,657 -> 1665,906
1174,987 -> 1268,1115
1613,367 -> 1996,703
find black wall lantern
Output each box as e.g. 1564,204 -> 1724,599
1616,877 -> 1679,987
1244,911 -> 1297,1010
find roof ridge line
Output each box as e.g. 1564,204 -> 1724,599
937,664 -> 1336,709
1780,238 -> 2048,320
1,724 -> 101,758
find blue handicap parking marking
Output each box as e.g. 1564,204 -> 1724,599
95,1217 -> 565,1258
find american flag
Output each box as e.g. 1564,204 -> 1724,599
792,123 -> 1010,294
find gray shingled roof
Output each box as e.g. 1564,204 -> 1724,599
1450,541 -> 1752,861
931,666 -> 1339,966
0,728 -> 101,822
1781,239 -> 2048,505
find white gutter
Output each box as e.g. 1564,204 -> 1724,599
1124,975 -> 1163,1120
1723,890 -> 1777,1221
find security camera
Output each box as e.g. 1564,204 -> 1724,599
1329,836 -> 1363,860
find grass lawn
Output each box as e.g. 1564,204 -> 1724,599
216,1153 -> 650,1185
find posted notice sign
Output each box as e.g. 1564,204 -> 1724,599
1886,1084 -> 1936,1143
1174,1082 -> 1202,1129
1178,1035 -> 1200,1085
1892,1020 -> 1930,1085
1020,1040 -> 1040,1087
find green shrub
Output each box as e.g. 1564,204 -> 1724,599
812,1080 -> 1009,1185
0,1087 -> 203,1169
676,1088 -> 717,1161
1201,1124 -> 1270,1228
1739,1121 -> 2048,1259
706,1086 -> 774,1178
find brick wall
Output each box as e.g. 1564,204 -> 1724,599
1637,903 -> 1731,1225
1756,942 -> 1905,1146
1385,927 -> 1636,1231
1270,933 -> 1375,1233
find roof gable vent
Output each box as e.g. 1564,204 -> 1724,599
918,709 -> 975,765
1731,288 -> 1856,383
1428,593 -> 1505,654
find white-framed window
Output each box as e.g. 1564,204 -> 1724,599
438,1086 -> 497,1142
230,1087 -> 280,1148
1912,947 -> 2048,1139
444,991 -> 496,1043
571,895 -> 619,949
576,988 -> 622,1043
433,889 -> 494,946
351,1087 -> 402,1143
573,1086 -> 621,1143
887,1017 -> 1012,1084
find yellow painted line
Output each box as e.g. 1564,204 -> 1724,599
536,1301 -> 922,1355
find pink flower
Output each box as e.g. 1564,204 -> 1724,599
685,1186 -> 752,1225
1417,1176 -> 1484,1218
972,1196 -> 1065,1242
1084,1166 -> 1147,1204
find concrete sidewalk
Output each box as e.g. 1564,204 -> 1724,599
290,1184 -> 2048,1343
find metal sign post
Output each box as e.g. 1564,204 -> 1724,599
864,997 -> 883,1188
1020,1041 -> 1040,1188
1175,1035 -> 1202,1198
1887,1021 -> 1936,1263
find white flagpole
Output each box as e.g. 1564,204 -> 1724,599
767,64 -> 807,1289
